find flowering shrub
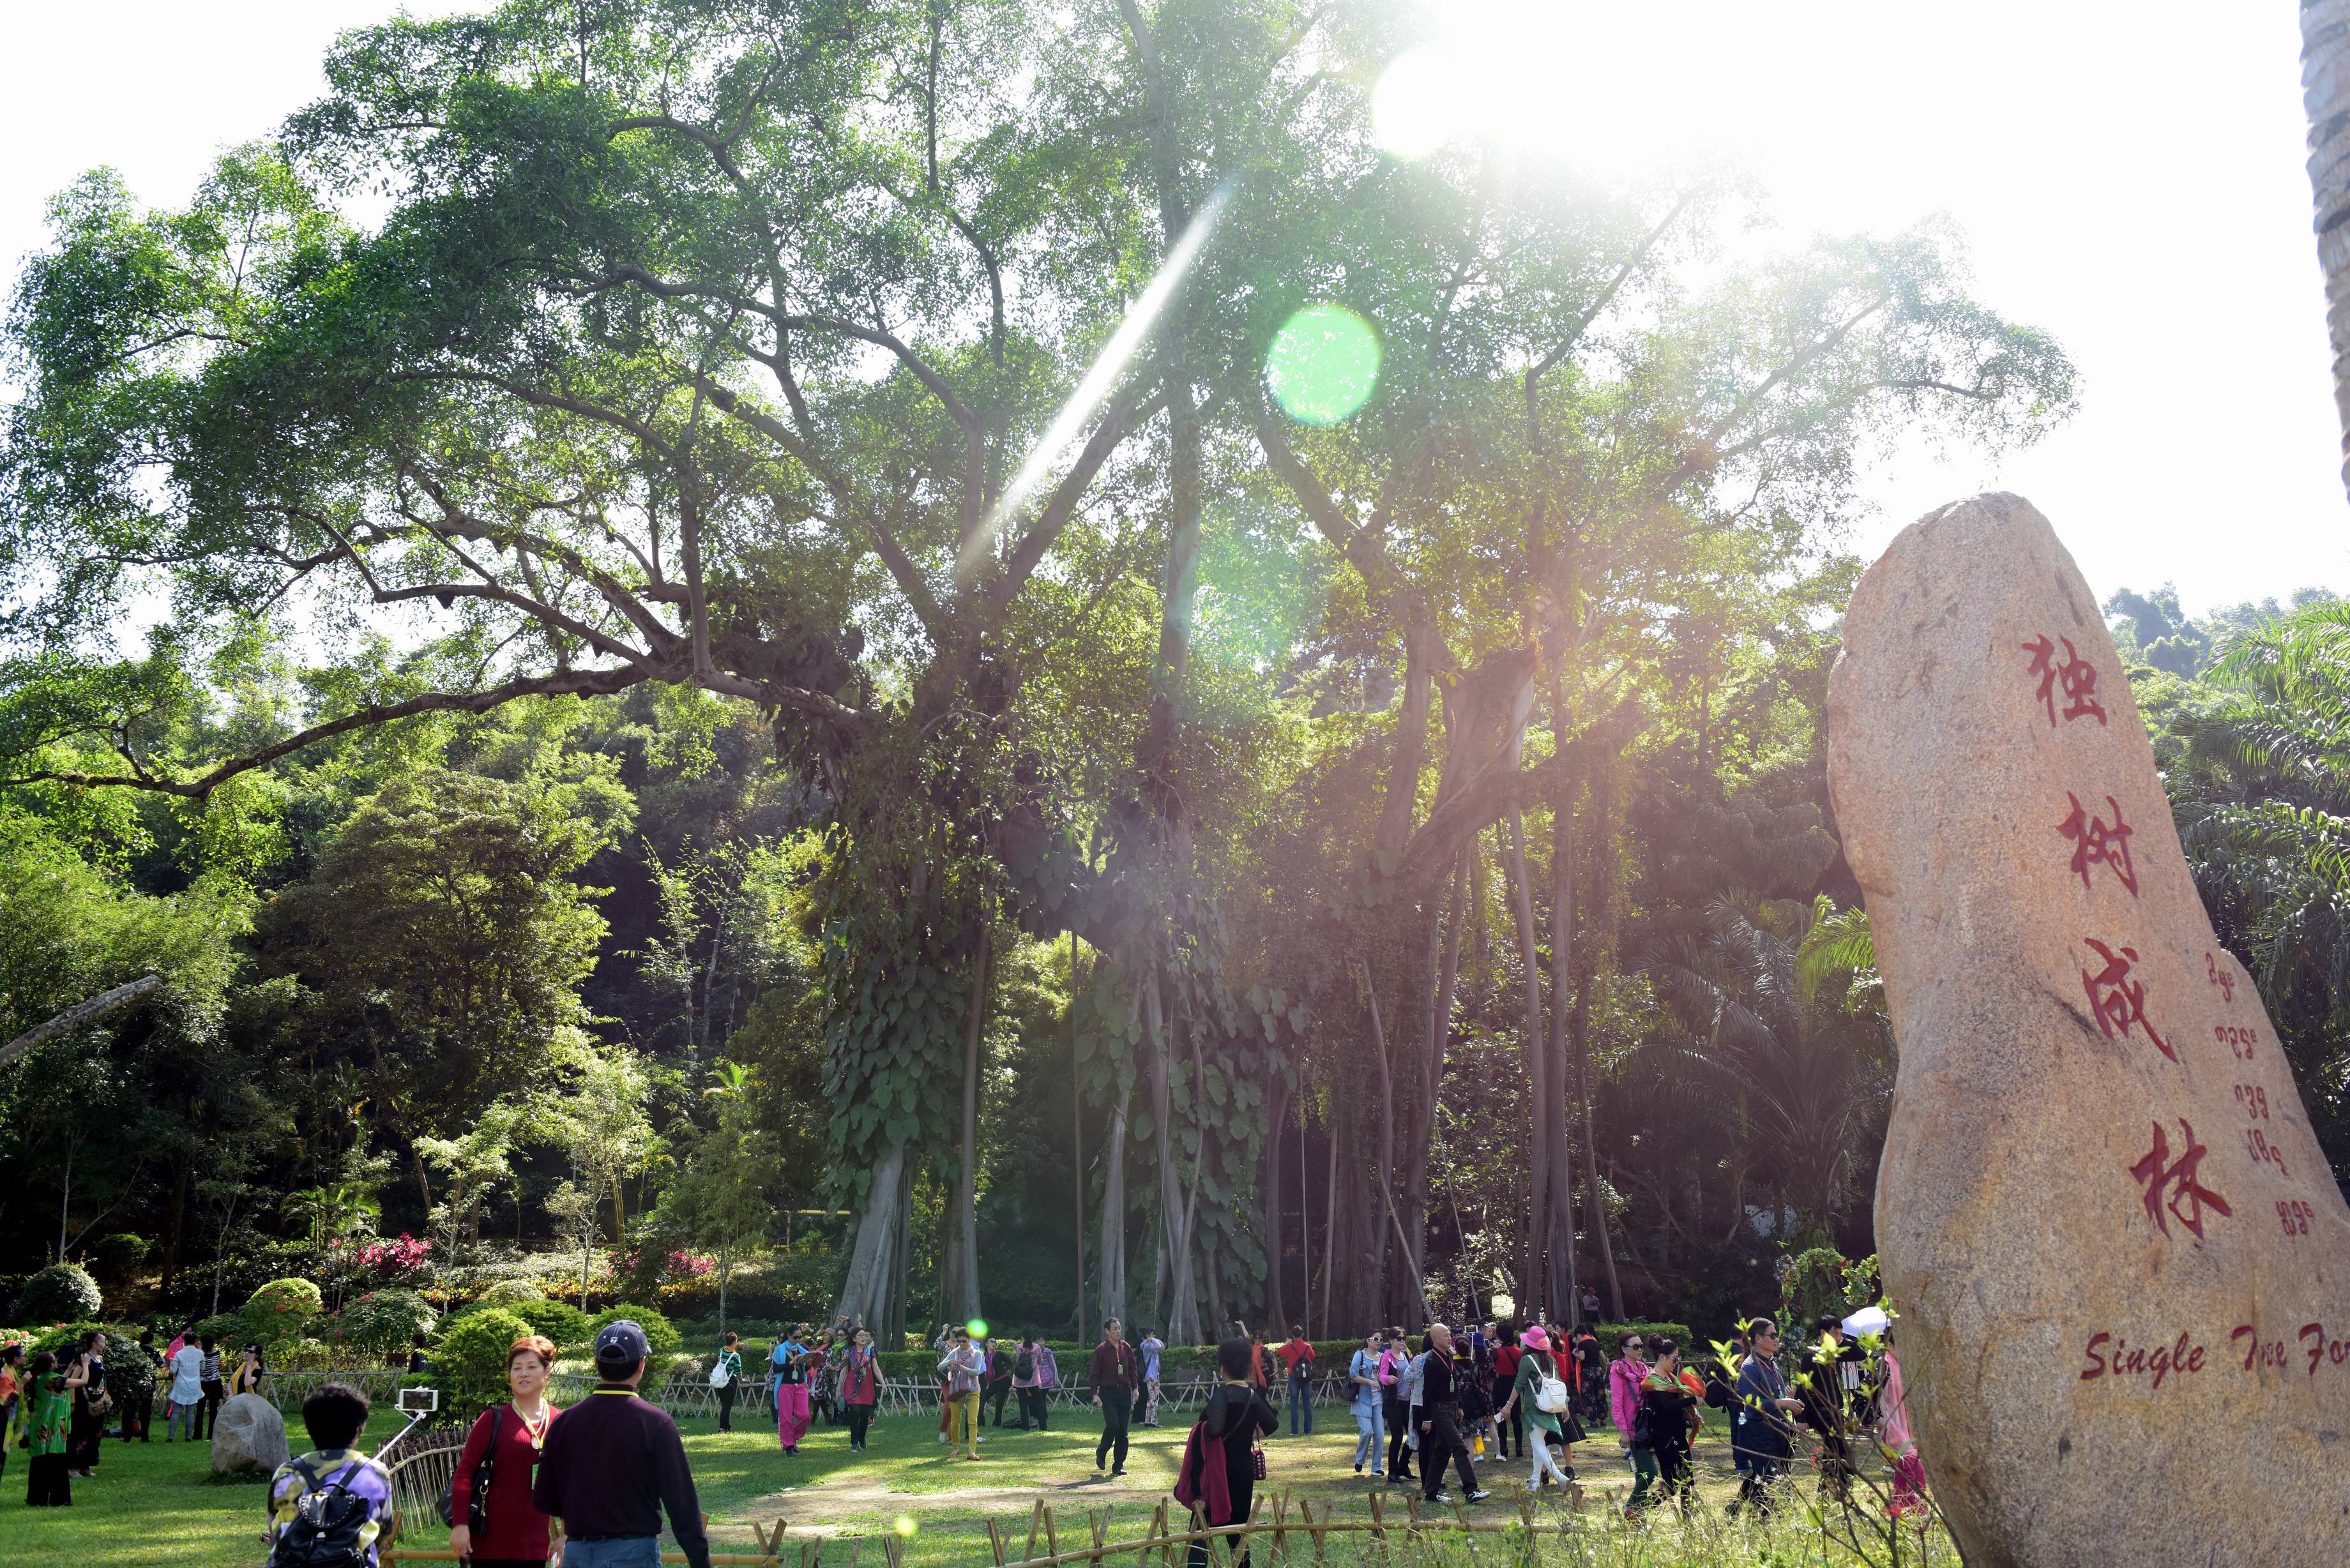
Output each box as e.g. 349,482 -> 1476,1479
615,1246 -> 713,1286
245,1278 -> 324,1345
342,1233 -> 433,1279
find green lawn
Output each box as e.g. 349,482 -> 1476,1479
0,1401 -> 1954,1567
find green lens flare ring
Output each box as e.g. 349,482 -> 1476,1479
1267,304 -> 1381,426
966,1317 -> 989,1340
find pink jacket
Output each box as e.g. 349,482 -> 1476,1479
1609,1357 -> 1647,1436
1877,1352 -> 1914,1454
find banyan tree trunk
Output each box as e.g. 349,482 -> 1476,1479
1391,859 -> 1465,1326
1505,806 -> 1550,1313
1144,980 -> 1202,1345
1262,1075 -> 1290,1329
1580,762 -> 1628,1320
1098,1080 -> 1130,1327
1544,773 -> 1582,1320
941,933 -> 992,1325
835,1142 -> 913,1334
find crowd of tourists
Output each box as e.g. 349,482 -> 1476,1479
717,1300 -> 1917,1530
0,1322 -> 277,1508
0,1291 -> 1915,1564
1307,1312 -> 1920,1522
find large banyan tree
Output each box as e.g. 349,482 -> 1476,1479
0,0 -> 2073,1336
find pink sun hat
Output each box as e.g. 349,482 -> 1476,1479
1520,1325 -> 1550,1352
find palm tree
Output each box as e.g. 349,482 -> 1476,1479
1641,898 -> 1894,1240
2303,0 -> 2350,503
2175,599 -> 2350,1039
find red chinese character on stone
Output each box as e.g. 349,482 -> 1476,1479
2128,1119 -> 2232,1241
2059,792 -> 2139,896
2022,634 -> 2108,727
2082,937 -> 2174,1061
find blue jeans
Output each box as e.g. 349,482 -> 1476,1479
564,1536 -> 662,1567
1352,1399 -> 1383,1470
165,1401 -> 198,1441
1288,1377 -> 1312,1435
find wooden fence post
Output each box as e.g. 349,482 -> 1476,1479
987,1517 -> 1010,1567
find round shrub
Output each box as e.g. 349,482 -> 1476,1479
17,1263 -> 102,1324
584,1303 -> 679,1359
245,1278 -> 324,1345
428,1306 -> 534,1423
511,1297 -> 590,1351
329,1289 -> 439,1360
474,1280 -> 543,1310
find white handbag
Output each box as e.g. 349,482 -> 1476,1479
1533,1353 -> 1570,1414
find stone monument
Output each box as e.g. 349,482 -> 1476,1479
1826,493 -> 2350,1566
211,1390 -> 290,1475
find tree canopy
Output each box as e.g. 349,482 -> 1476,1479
0,0 -> 2105,1340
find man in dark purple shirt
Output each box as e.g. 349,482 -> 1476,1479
1088,1318 -> 1140,1477
533,1321 -> 711,1568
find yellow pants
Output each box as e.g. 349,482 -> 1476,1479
946,1391 -> 981,1453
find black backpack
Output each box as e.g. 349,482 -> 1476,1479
1702,1364 -> 1736,1410
1015,1347 -> 1036,1380
269,1460 -> 374,1568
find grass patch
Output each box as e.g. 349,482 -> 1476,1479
0,1401 -> 1953,1567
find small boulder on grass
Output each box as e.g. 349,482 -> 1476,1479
212,1392 -> 290,1474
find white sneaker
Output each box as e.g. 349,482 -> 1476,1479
1427,1494 -> 1454,1505
1467,1489 -> 1493,1502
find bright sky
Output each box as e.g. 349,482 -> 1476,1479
4,2 -> 2343,619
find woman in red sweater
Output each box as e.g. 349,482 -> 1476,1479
449,1334 -> 565,1567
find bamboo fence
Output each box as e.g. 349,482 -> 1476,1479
382,1486 -> 1590,1568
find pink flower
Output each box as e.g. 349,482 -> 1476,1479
350,1234 -> 433,1276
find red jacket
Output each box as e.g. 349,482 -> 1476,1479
451,1401 -> 560,1560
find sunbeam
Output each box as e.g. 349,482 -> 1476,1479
962,178 -> 1235,581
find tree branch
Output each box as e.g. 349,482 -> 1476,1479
0,976 -> 166,1072
697,381 -> 950,643
983,386 -> 1160,617
1525,187 -> 1703,442
8,667 -> 660,801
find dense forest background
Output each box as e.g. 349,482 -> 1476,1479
2,0 -> 2346,1347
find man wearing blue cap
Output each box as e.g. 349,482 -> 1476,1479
533,1320 -> 712,1568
